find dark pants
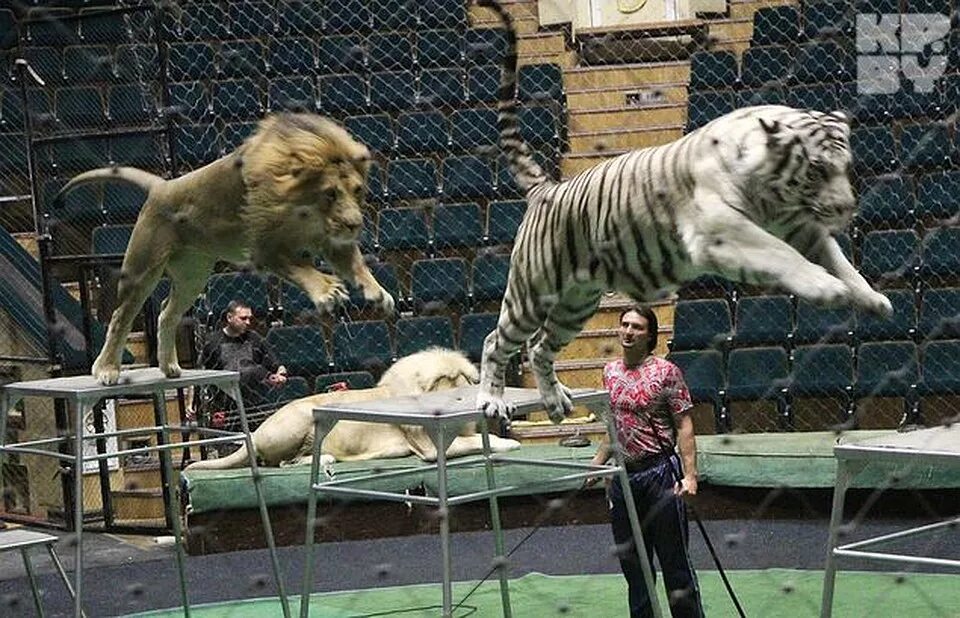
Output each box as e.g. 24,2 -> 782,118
609,453 -> 704,618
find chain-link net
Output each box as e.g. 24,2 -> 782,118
0,0 -> 959,615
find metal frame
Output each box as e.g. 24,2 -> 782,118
821,424 -> 960,617
299,386 -> 663,618
0,368 -> 291,618
0,528 -> 79,618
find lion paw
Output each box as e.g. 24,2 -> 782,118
315,281 -> 350,314
160,360 -> 183,379
540,382 -> 574,424
92,357 -> 120,385
320,453 -> 336,479
365,287 -> 395,315
476,390 -> 515,426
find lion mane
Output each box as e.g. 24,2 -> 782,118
185,347 -> 520,470
56,112 -> 394,385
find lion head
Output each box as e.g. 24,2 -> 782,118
378,348 -> 479,397
239,113 -> 372,251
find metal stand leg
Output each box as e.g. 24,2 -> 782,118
480,421 -> 511,618
300,418 -> 336,618
434,426 -> 453,618
230,385 -> 290,618
154,391 -> 191,616
601,403 -> 662,618
820,459 -> 865,618
46,544 -> 82,616
73,401 -> 88,618
21,547 -> 45,618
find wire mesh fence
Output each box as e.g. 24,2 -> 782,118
0,0 -> 958,613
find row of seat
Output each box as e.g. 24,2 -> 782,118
257,314 -> 498,379
9,28 -> 519,89
751,1 -> 958,48
212,256 -> 510,315
0,130 -> 163,176
671,289 -> 960,352
688,77 -> 960,131
86,226 -> 512,314
857,171 -> 960,229
2,74 -> 563,138
5,0 -> 471,47
669,340 -> 960,409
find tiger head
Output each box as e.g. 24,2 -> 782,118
755,109 -> 856,232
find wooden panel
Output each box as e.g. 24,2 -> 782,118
518,32 -> 567,56
567,84 -> 689,109
111,488 -> 166,520
470,0 -> 540,26
569,125 -> 685,153
729,0 -> 797,19
569,105 -> 687,132
708,18 -> 753,42
14,232 -> 39,260
564,62 -> 690,91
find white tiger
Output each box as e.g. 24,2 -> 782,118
475,0 -> 893,424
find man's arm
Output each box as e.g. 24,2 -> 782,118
675,412 -> 698,497
255,334 -> 288,385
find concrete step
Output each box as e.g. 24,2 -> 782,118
569,123 -> 685,154
564,61 -> 690,91
569,104 -> 686,132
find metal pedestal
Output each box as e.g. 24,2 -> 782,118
821,425 -> 960,617
0,368 -> 290,618
298,386 -> 662,618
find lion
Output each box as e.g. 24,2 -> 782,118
184,348 -> 521,470
56,113 -> 394,385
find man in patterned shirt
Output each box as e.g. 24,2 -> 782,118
589,303 -> 704,618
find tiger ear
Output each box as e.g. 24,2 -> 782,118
829,110 -> 851,125
758,118 -> 781,135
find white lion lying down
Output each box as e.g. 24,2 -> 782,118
185,348 -> 520,470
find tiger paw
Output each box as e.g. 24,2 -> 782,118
476,390 -> 515,425
541,383 -> 574,424
857,290 -> 893,319
794,270 -> 849,308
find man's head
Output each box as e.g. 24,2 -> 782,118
618,303 -> 659,357
224,300 -> 254,336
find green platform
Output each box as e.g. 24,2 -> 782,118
182,431 -> 960,516
130,569 -> 960,617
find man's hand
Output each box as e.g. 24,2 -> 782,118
266,371 -> 288,386
675,474 -> 698,498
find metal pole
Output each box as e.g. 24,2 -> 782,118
479,420 -> 512,617
20,547 -> 45,618
435,424 -> 452,618
300,416 -> 336,618
820,459 -> 865,618
73,400 -> 87,618
233,383 -> 290,618
155,389 -> 191,617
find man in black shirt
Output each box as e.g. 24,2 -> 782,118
200,299 -> 287,426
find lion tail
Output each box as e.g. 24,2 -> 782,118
183,443 -> 254,471
54,167 -> 164,205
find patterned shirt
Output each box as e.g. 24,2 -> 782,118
602,356 -> 693,461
